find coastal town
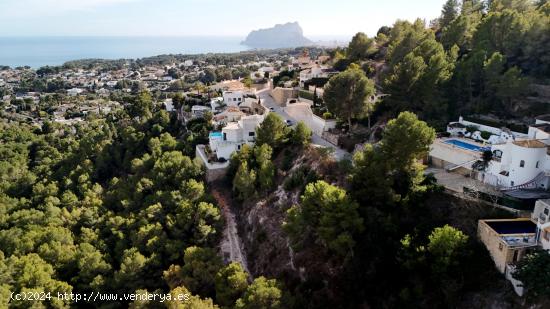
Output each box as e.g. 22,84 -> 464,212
2,1 -> 550,308
3,45 -> 550,300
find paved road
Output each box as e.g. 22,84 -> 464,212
257,88 -> 350,161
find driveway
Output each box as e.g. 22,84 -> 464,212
257,88 -> 350,161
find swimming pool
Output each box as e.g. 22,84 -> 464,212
209,132 -> 223,139
444,139 -> 490,152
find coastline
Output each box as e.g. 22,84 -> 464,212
0,35 -> 350,68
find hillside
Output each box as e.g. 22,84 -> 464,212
230,142 -> 528,308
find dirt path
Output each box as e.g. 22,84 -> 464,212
211,186 -> 250,274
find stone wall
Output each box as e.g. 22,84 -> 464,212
195,145 -> 229,183
271,87 -> 297,106
478,220 -> 508,273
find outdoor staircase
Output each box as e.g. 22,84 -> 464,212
500,172 -> 549,192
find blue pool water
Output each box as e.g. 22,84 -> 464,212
209,132 -> 223,139
445,139 -> 490,152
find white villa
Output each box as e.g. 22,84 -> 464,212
431,115 -> 550,193
283,98 -> 336,136
67,88 -> 83,96
484,116 -> 550,190
446,116 -> 526,144
204,94 -> 268,161
210,97 -> 224,113
299,65 -> 337,87
209,114 -> 264,160
532,199 -> 550,251
164,99 -> 174,112
486,139 -> 550,189
223,90 -> 244,107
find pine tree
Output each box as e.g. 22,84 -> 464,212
440,0 -> 460,29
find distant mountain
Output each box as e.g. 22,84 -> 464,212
242,22 -> 312,49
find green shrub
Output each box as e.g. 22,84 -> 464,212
281,149 -> 295,171
480,131 -> 492,140
299,90 -> 314,100
283,166 -> 318,192
322,112 -> 333,120
463,116 -> 529,134
466,125 -> 477,133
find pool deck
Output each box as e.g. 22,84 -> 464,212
429,139 -> 482,170
443,137 -> 490,152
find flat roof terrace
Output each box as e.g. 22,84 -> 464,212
481,219 -> 538,247
485,219 -> 536,234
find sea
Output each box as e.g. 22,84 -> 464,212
0,35 -> 350,69
0,36 -> 247,68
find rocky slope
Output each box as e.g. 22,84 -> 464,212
242,22 -> 312,48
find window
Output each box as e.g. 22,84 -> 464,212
520,160 -> 525,168
513,250 -> 519,263
248,132 -> 255,137
511,181 -> 515,186
544,208 -> 549,215
536,161 -> 540,168
237,145 -> 241,150
499,243 -> 503,251
223,133 -> 227,141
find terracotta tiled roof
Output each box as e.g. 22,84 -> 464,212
513,140 -> 547,148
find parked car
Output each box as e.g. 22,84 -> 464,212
285,119 -> 293,126
269,107 -> 275,111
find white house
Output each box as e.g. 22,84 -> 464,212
529,115 -> 550,141
67,88 -> 83,96
485,139 -> 550,189
210,97 -> 224,114
164,99 -> 175,112
223,91 -> 244,107
447,116 -> 526,144
299,65 -> 337,87
209,114 -> 264,160
532,199 -> 550,251
439,116 -> 550,190
284,99 -> 336,136
484,116 -> 550,189
106,80 -> 118,87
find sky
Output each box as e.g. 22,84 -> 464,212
0,0 -> 447,38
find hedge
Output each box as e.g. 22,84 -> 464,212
463,116 -> 529,134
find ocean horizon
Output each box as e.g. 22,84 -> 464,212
0,35 -> 350,68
